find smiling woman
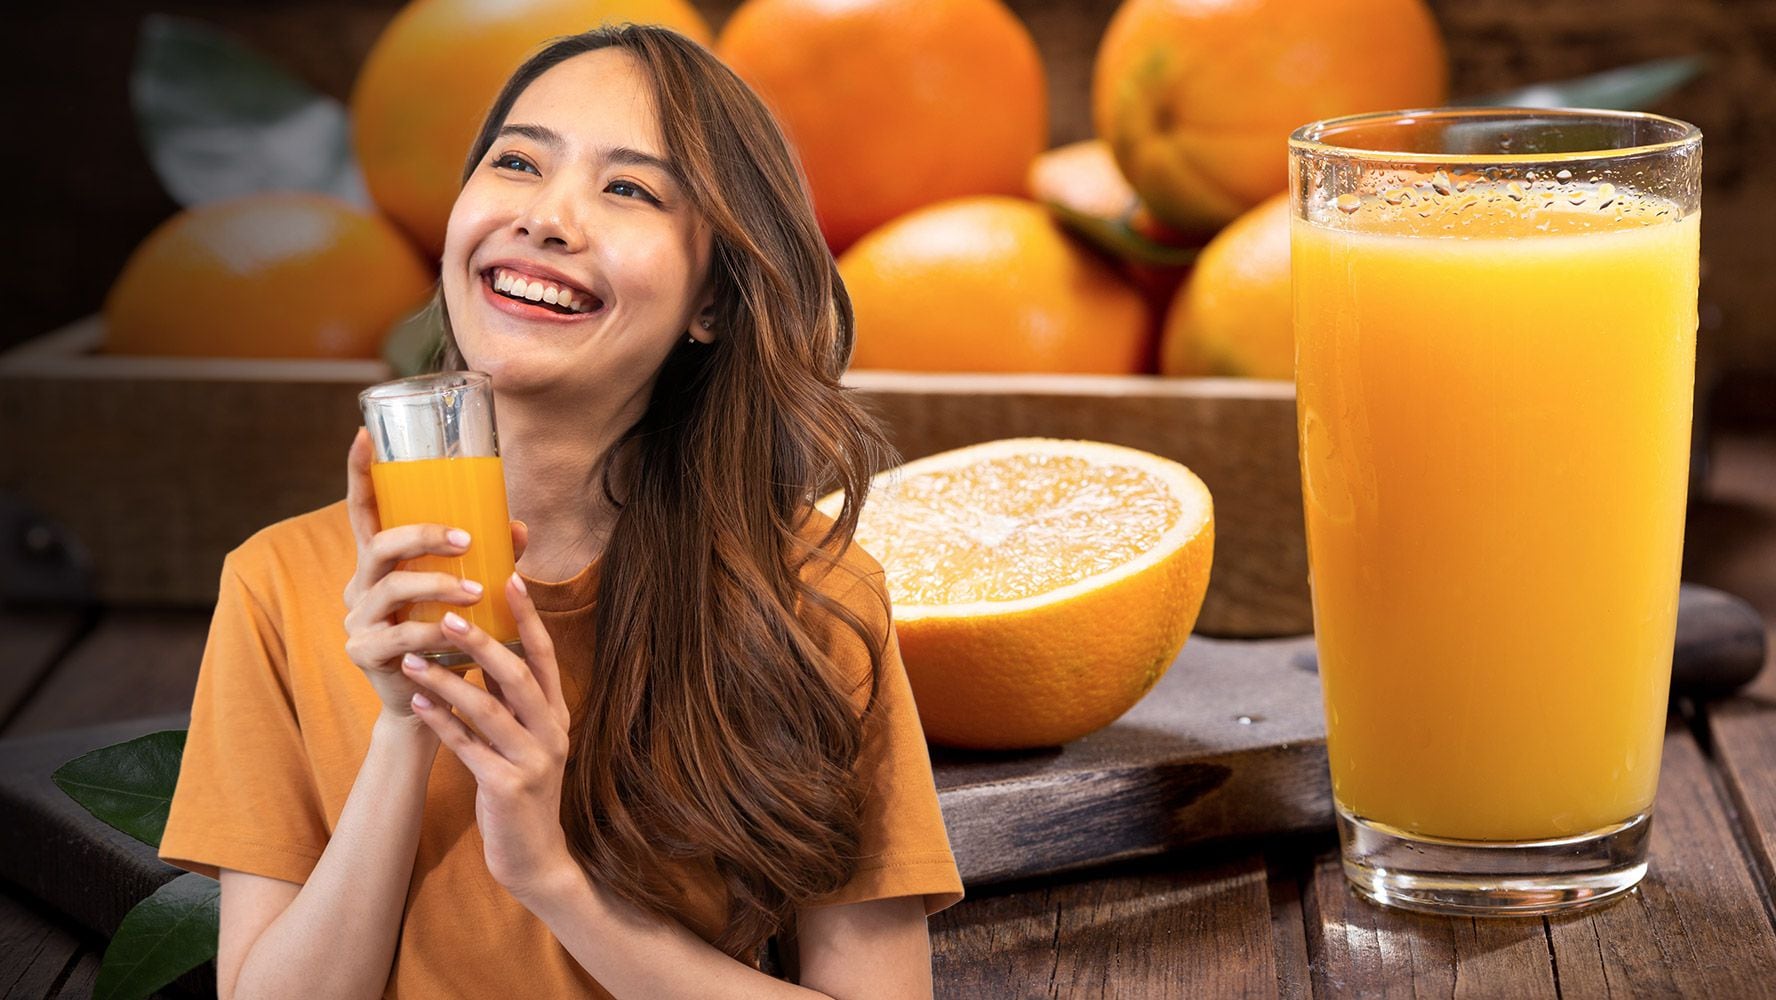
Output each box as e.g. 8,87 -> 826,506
157,24 -> 961,1000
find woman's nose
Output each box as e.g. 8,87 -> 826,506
513,181 -> 587,251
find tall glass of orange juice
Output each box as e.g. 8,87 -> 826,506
1289,109 -> 1701,914
359,371 -> 521,668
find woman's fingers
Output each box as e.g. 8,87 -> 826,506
344,428 -> 381,552
359,523 -> 471,583
349,570 -> 484,629
511,519 -> 529,562
439,611 -> 557,733
403,637 -> 533,757
343,619 -> 450,671
507,574 -> 566,717
409,687 -> 508,781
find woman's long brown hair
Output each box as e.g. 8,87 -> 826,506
429,25 -> 897,958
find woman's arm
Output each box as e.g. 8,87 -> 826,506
221,712 -> 439,1000
517,871 -> 933,1000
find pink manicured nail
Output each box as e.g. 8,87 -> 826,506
402,653 -> 426,671
461,579 -> 484,596
442,612 -> 469,633
511,573 -> 528,596
412,692 -> 432,710
447,529 -> 471,548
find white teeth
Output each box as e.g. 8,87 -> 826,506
488,267 -> 598,314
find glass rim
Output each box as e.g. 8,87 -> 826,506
1288,107 -> 1702,165
358,370 -> 489,405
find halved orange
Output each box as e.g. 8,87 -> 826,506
817,438 -> 1215,749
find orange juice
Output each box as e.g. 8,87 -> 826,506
370,455 -> 520,645
1293,189 -> 1698,841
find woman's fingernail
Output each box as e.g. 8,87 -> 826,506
412,692 -> 432,710
402,653 -> 426,672
511,573 -> 527,596
443,612 -> 469,633
461,579 -> 484,596
447,529 -> 471,548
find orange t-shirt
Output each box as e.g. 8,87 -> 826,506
160,500 -> 963,998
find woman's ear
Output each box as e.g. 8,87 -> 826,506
690,296 -> 719,344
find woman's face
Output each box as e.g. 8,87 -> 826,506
441,49 -> 715,403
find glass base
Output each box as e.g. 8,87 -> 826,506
1338,807 -> 1651,916
421,639 -> 525,670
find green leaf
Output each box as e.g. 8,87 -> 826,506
132,13 -> 368,207
1455,56 -> 1706,112
383,298 -> 446,377
1045,202 -> 1200,268
52,730 -> 186,848
94,873 -> 220,1000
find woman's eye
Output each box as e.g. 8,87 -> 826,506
491,154 -> 537,174
607,180 -> 658,203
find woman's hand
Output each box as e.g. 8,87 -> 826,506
400,571 -> 578,903
341,428 -> 528,720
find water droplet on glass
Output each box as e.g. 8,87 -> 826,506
1556,168 -> 1573,181
1383,188 -> 1409,206
1506,181 -> 1526,201
1334,193 -> 1362,214
1595,182 -> 1617,210
1525,170 -> 1538,181
1430,170 -> 1454,196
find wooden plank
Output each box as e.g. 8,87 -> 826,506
0,610 -> 83,728
1546,727 -> 1776,994
48,950 -> 99,1000
1266,847 -> 1315,1000
934,632 -> 1329,888
0,889 -> 84,999
931,853 -> 1276,997
1686,431 -> 1776,905
5,612 -> 209,737
1304,855 -> 1558,998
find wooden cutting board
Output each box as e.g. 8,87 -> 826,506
0,584 -> 1761,946
929,583 -> 1766,885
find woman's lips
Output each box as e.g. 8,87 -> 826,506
478,270 -> 605,324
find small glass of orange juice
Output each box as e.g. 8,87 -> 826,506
358,371 -> 521,668
1289,109 -> 1701,915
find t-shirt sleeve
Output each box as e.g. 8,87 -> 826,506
801,560 -> 964,918
159,550 -> 329,884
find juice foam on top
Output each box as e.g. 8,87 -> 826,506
1307,174 -> 1688,238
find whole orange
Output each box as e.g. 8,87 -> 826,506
103,193 -> 434,359
1160,192 -> 1293,379
351,0 -> 712,257
1093,0 -> 1446,234
718,0 -> 1047,253
838,197 -> 1150,374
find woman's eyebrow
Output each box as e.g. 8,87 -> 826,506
495,124 -> 681,184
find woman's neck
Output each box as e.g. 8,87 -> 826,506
495,393 -> 633,584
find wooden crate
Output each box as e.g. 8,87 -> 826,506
0,321 -> 1309,636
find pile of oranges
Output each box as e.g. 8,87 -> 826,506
106,0 -> 1447,369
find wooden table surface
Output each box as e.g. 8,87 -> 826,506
3,428 -> 1774,999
